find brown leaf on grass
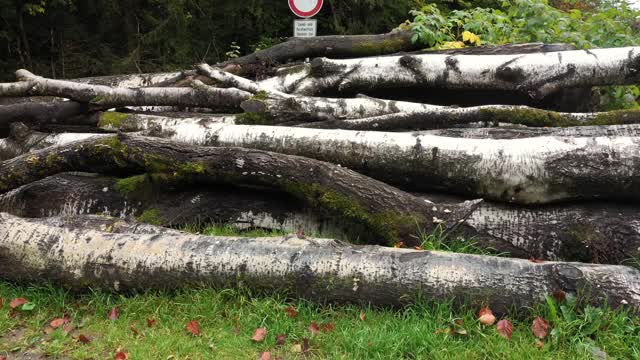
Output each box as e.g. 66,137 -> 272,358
529,258 -> 545,263
478,307 -> 496,326
114,351 -> 129,360
497,319 -> 513,339
108,307 -> 119,321
552,289 -> 567,303
302,338 -> 310,353
252,327 -> 267,342
130,325 -> 139,336
308,322 -> 320,335
186,320 -> 200,336
147,318 -> 156,328
359,311 -> 366,321
275,333 -> 287,346
284,306 -> 298,318
63,324 -> 74,333
9,298 -> 28,309
434,327 -> 451,335
321,322 -> 335,333
535,339 -> 545,349
532,317 -> 549,339
0,297 -> 4,308
78,334 -> 92,344
50,317 -> 69,329
43,326 -> 55,335
259,352 -> 272,360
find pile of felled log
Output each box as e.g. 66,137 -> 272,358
1,31 -> 639,313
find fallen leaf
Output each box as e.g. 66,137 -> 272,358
275,333 -> 287,346
252,327 -> 267,342
359,311 -> 366,321
130,325 -> 139,336
497,319 -> 513,339
43,326 -> 55,335
414,246 -> 424,250
284,306 -> 298,318
434,327 -> 451,335
0,297 -> 4,308
302,338 -> 310,353
529,258 -> 545,263
321,322 -> 335,333
536,339 -> 545,349
114,351 -> 129,360
308,322 -> 320,335
478,307 -> 496,326
552,289 -> 567,303
108,307 -> 119,321
296,228 -> 306,239
532,317 -> 549,339
454,319 -> 464,326
78,334 -> 91,344
50,318 -> 69,329
393,242 -> 405,248
147,318 -> 156,327
63,324 -> 74,333
185,320 -> 200,336
291,344 -> 302,353
9,298 -> 28,309
259,352 -> 271,360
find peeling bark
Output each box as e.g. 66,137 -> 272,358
1,213 -> 639,312
257,46 -> 640,98
422,124 -> 640,139
0,70 -> 251,110
0,134 -> 480,243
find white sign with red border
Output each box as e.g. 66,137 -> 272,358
294,19 -> 317,37
289,0 -> 323,18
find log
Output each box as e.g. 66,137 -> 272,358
26,123 -> 640,204
220,31 -> 420,67
1,213 -> 639,312
0,70 -> 252,110
257,46 -> 640,98
0,134 -> 481,244
422,124 -> 640,139
298,107 -> 640,131
0,101 -> 92,129
3,173 -> 639,264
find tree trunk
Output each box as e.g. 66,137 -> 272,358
256,46 -> 640,98
3,173 -> 639,265
0,134 -> 481,244
219,31 -> 420,67
0,101 -> 91,129
1,70 -> 251,110
421,124 -> 640,139
1,213 -> 639,313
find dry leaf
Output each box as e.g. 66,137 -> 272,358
114,351 -> 129,360
9,298 -> 28,309
130,325 -> 139,336
78,334 -> 91,344
478,307 -> 496,326
291,344 -> 302,353
308,322 -> 320,335
302,338 -> 310,353
0,297 -> 4,308
552,289 -> 566,303
275,333 -> 287,346
252,327 -> 267,342
50,318 -> 69,329
147,318 -> 156,328
186,320 -> 200,336
321,322 -> 335,333
532,317 -> 549,339
497,319 -> 513,339
284,306 -> 298,318
108,307 -> 119,321
43,326 -> 55,335
536,339 -> 545,349
393,242 -> 405,248
529,258 -> 545,263
259,352 -> 271,360
359,311 -> 366,321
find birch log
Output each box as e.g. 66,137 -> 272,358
2,172 -> 639,264
0,70 -> 251,109
257,47 -> 640,97
79,121 -> 640,204
1,213 -> 639,312
0,134 -> 481,243
422,124 -> 640,139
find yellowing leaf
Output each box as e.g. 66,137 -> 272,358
462,31 -> 481,46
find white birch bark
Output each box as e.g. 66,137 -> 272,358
258,47 -> 640,97
1,213 -> 639,312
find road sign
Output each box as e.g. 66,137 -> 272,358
289,0 -> 323,18
294,19 -> 317,37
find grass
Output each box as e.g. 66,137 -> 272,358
1,224 -> 639,359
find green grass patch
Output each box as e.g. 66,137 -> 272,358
1,283 -> 639,359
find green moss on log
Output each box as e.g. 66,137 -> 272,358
236,112 -> 275,125
353,37 -> 408,56
136,208 -> 163,225
115,174 -> 148,196
480,108 -> 640,127
98,112 -> 129,128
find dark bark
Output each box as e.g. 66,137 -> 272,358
0,134 -> 481,244
422,124 -> 640,139
220,31 -> 420,67
0,101 -> 93,129
1,213 -> 639,313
